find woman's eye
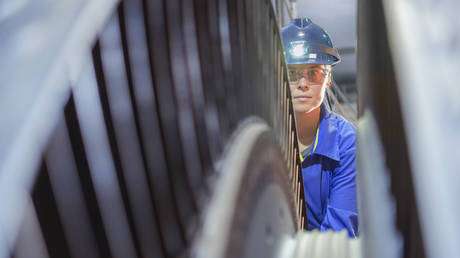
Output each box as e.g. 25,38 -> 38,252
308,70 -> 322,81
289,71 -> 298,80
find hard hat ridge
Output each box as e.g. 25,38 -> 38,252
292,17 -> 312,29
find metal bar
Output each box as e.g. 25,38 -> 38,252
121,0 -> 184,255
192,0 -> 228,148
11,197 -> 49,258
31,163 -> 72,258
282,0 -> 293,20
72,56 -> 137,258
217,0 -> 239,130
165,0 -> 206,209
98,9 -> 164,258
182,0 -> 216,177
64,96 -> 113,257
143,0 -> 198,244
92,40 -> 143,258
45,116 -> 99,258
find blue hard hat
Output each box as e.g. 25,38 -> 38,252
281,18 -> 341,65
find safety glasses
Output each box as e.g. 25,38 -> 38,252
288,67 -> 328,85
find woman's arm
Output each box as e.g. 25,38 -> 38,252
320,125 -> 358,237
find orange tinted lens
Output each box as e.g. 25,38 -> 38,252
289,68 -> 326,84
288,70 -> 300,82
306,69 -> 324,84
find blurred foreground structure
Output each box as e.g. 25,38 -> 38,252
0,0 -> 459,257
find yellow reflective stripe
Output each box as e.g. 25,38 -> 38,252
312,127 -> 319,152
299,126 -> 319,163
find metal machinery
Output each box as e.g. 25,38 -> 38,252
0,0 -> 362,257
357,0 -> 460,258
2,0 -> 458,257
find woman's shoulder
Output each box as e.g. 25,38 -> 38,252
326,112 -> 356,152
326,112 -> 356,134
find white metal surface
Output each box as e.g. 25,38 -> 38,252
383,1 -> 460,257
194,119 -> 272,258
0,1 -> 119,257
357,111 -> 403,258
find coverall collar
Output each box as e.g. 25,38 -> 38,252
310,103 -> 341,161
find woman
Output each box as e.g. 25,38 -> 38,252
281,18 -> 358,237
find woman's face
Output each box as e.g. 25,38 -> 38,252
288,64 -> 331,114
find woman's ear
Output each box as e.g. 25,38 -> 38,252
326,71 -> 332,87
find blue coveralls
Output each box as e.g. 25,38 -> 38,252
300,105 -> 358,237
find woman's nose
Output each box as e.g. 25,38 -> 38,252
297,77 -> 308,89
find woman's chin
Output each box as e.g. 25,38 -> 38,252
294,106 -> 313,114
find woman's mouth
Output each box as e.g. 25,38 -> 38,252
294,96 -> 311,101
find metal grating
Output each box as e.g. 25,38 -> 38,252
1,0 -> 307,257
